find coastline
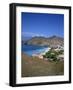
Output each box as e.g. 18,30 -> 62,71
32,47 -> 50,59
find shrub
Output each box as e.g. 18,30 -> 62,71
58,50 -> 64,54
43,49 -> 64,61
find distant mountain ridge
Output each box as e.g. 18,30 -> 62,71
22,35 -> 64,46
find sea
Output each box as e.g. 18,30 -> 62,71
22,45 -> 49,56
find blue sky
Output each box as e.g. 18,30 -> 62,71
22,12 -> 64,38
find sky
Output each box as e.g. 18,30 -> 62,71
22,12 -> 64,38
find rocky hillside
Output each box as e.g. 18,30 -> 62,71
22,35 -> 64,46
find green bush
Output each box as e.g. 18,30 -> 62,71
43,49 -> 64,61
43,50 -> 57,61
58,50 -> 64,54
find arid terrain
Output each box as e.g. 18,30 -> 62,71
21,53 -> 64,77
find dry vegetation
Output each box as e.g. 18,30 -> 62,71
21,53 -> 64,77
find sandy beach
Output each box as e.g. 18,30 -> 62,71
31,47 -> 50,59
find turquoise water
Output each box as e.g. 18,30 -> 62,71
22,45 -> 49,56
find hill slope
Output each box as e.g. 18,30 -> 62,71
23,35 -> 64,46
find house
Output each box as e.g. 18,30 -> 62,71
57,54 -> 64,61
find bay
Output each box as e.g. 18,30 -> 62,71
22,45 -> 49,56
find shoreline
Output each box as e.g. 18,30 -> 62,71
22,44 -> 64,61
32,47 -> 50,59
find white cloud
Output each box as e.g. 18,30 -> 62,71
22,31 -> 45,37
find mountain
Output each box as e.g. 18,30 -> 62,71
22,35 -> 64,46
